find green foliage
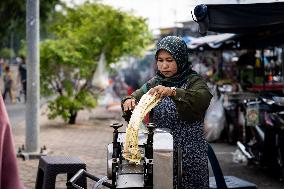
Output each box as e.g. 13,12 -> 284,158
0,0 -> 61,52
18,40 -> 27,57
0,48 -> 15,59
50,2 -> 152,63
47,92 -> 97,123
41,2 -> 152,124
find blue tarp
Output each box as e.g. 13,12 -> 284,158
185,33 -> 236,50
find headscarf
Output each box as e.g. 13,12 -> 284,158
145,36 -> 196,89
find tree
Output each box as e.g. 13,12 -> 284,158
40,2 -> 152,124
0,0 -> 60,53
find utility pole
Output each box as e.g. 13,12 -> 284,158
26,0 -> 40,154
18,0 -> 46,160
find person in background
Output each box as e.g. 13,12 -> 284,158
0,58 -> 4,77
127,85 -> 134,95
18,56 -> 27,102
2,66 -> 15,103
0,58 -> 4,94
0,95 -> 25,189
122,36 -> 212,189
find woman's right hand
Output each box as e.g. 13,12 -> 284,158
123,98 -> 136,111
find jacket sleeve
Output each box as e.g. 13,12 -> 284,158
129,77 -> 158,102
121,82 -> 149,122
130,84 -> 147,102
171,76 -> 213,122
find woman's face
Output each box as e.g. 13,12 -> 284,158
156,50 -> 178,78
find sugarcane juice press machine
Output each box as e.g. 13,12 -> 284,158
67,121 -> 174,189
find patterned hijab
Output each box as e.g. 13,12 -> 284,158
151,36 -> 195,87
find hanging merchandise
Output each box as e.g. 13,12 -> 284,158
204,94 -> 226,142
246,103 -> 260,127
92,52 -> 109,89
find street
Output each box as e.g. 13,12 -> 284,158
6,102 -> 25,128
212,143 -> 284,189
2,1 -> 284,188
8,104 -> 284,188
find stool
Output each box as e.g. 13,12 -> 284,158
35,156 -> 87,189
208,143 -> 257,189
210,176 -> 258,189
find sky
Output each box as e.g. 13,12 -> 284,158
63,0 -> 284,32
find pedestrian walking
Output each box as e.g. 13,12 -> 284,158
122,36 -> 212,189
0,58 -> 4,77
0,58 -> 4,94
2,66 -> 15,103
18,56 -> 27,102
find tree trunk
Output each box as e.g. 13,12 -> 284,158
68,111 -> 77,124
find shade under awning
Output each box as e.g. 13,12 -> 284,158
205,2 -> 284,34
193,2 -> 284,48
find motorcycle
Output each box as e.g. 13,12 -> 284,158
237,94 -> 284,180
216,83 -> 253,144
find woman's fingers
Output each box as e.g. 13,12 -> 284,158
123,100 -> 130,111
123,85 -> 174,112
151,86 -> 173,98
123,103 -> 128,111
148,88 -> 155,95
123,99 -> 136,111
131,99 -> 136,108
149,85 -> 162,96
160,89 -> 169,97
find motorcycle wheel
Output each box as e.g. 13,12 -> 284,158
277,143 -> 284,181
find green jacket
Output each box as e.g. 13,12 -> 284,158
129,75 -> 212,123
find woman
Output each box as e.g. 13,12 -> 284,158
122,36 -> 212,189
2,66 -> 15,103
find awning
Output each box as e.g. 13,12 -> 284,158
182,36 -> 196,44
193,2 -> 284,48
187,33 -> 236,50
205,2 -> 284,34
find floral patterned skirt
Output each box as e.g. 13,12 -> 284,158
151,97 -> 209,189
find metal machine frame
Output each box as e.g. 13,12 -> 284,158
67,122 -> 157,189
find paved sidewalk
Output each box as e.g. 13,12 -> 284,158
13,105 -> 125,189
12,105 -> 284,189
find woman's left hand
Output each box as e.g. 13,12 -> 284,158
148,85 -> 174,99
